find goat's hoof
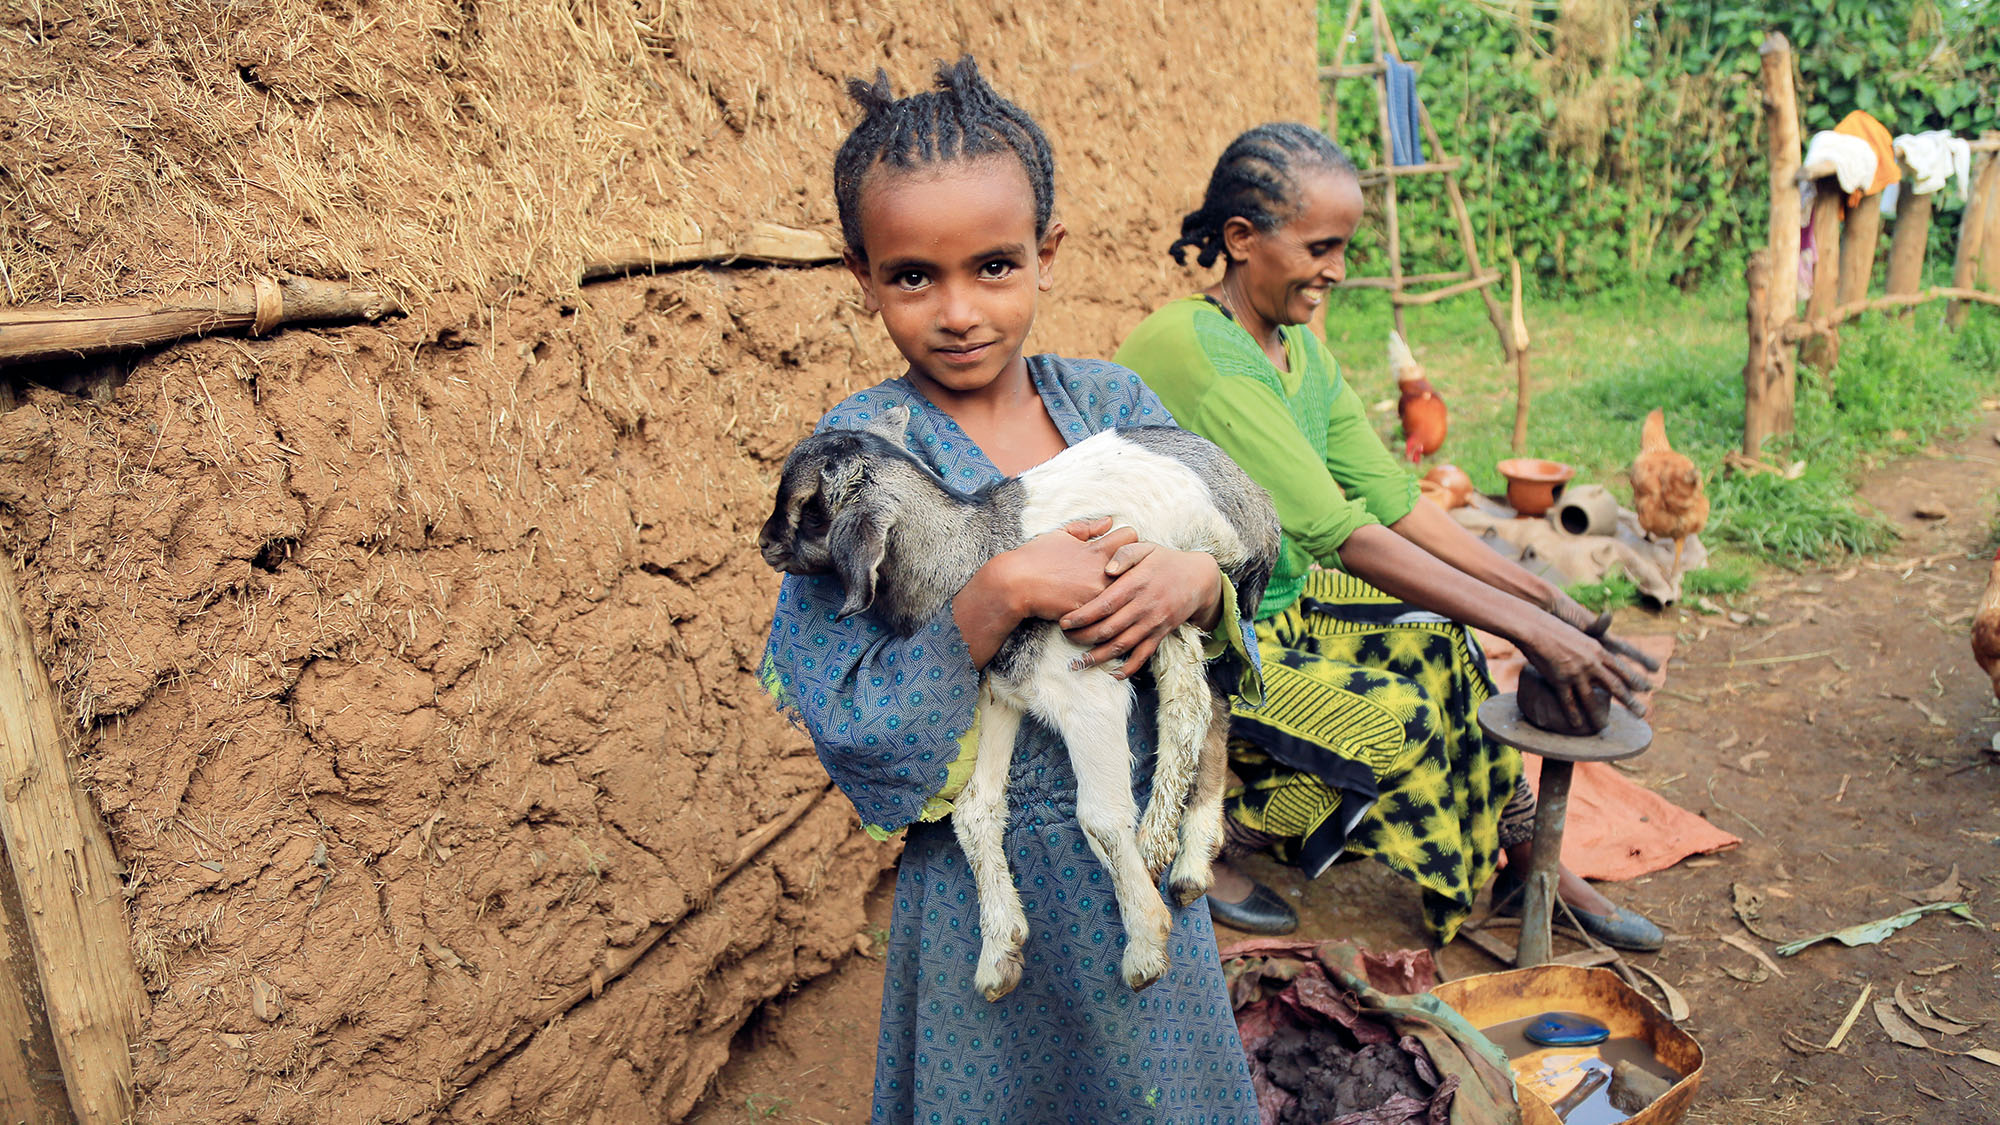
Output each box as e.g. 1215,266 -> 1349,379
1168,873 -> 1212,908
976,948 -> 1024,1002
1122,944 -> 1169,992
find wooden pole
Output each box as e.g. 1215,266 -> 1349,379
1981,149 -> 2000,292
1884,189 -> 1934,303
1325,0 -> 1366,128
1799,180 -> 1844,371
579,222 -> 839,282
1509,259 -> 1531,455
1835,190 -> 1883,309
1784,285 -> 2000,339
1951,150 -> 2000,328
0,836 -> 73,1124
1516,760 -> 1575,968
0,558 -> 146,1124
1389,271 -> 1500,305
1367,0 -> 1407,339
0,275 -> 399,367
1749,32 -> 1800,456
1743,249 -> 1772,450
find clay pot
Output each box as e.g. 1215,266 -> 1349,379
1423,464 -> 1474,508
1497,457 -> 1577,517
1517,663 -> 1611,736
1418,479 -> 1454,509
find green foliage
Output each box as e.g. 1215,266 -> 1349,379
1320,0 -> 2000,294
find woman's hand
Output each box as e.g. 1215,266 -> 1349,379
1544,590 -> 1663,674
1058,541 -> 1223,679
1519,617 -> 1655,729
955,518 -> 1139,668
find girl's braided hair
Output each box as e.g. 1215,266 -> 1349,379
833,57 -> 1056,260
1170,123 -> 1358,268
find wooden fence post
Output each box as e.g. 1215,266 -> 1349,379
0,556 -> 146,1125
1742,249 -> 1772,455
1884,189 -> 1933,304
1836,190 -> 1884,309
1748,31 -> 1800,456
1,835 -> 74,1124
1952,149 -> 2000,327
1799,180 -> 1845,371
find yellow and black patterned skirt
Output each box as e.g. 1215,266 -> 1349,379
1228,569 -> 1521,944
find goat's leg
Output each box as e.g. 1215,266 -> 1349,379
1169,691 -> 1232,907
1039,670 -> 1174,992
954,685 -> 1028,1002
1136,626 -> 1206,879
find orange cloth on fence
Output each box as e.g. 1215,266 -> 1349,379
1474,631 -> 1740,881
1834,110 -> 1901,208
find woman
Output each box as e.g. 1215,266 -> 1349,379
1114,123 -> 1661,950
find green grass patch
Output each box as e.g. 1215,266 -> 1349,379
1318,281 -> 2000,590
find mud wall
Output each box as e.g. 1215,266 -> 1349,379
0,1 -> 1316,1120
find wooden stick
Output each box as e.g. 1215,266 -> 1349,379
1368,0 -> 1407,338
1951,150 -> 1999,328
1391,271 -> 1500,306
1319,60 -> 1422,79
1835,189 -> 1883,309
1799,179 -> 1845,371
1783,286 -> 2000,339
434,781 -> 836,1111
579,222 -> 839,281
1742,248 -> 1772,456
0,275 -> 399,367
1510,259 -> 1530,455
1354,159 -> 1463,186
1826,983 -> 1872,1050
0,558 -> 146,1125
1750,32 -> 1801,457
1981,145 -> 2000,291
0,836 -> 74,1124
1324,0 -> 1367,127
1336,271 -> 1469,290
1884,189 -> 1934,301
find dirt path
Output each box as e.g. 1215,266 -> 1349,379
688,416 -> 2000,1124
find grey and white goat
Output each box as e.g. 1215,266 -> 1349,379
759,405 -> 1278,1001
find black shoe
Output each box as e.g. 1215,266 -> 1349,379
1207,880 -> 1298,935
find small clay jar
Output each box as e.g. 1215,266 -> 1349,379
1517,663 -> 1612,736
1496,458 -> 1576,517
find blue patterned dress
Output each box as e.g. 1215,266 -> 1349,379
762,356 -> 1261,1125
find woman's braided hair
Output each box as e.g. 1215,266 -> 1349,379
1169,123 -> 1358,268
833,57 -> 1056,260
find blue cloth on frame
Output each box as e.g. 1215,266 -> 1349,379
761,355 -> 1261,1124
1385,57 -> 1426,166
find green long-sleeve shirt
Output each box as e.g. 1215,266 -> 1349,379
1115,296 -> 1418,619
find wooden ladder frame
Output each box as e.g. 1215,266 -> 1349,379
1323,0 -> 1516,360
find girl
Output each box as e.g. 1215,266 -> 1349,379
1115,124 -> 1662,951
760,60 -> 1261,1124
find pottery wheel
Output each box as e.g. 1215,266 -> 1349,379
1478,693 -> 1653,764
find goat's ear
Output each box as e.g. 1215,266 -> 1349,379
865,404 -> 911,444
829,506 -> 892,619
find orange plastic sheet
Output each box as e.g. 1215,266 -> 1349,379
1835,110 -> 1901,207
1474,631 -> 1740,881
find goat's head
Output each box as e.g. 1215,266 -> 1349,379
759,405 -> 913,619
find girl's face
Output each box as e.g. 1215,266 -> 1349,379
846,155 -> 1064,398
1226,168 -> 1363,329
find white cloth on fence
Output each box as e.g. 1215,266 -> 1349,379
1894,130 -> 1972,198
1802,131 -> 1879,195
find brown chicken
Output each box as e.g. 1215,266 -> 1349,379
1974,548 -> 2000,702
1629,409 -> 1708,580
1389,331 -> 1446,464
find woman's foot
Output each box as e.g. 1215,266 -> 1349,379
1205,861 -> 1298,935
1490,860 -> 1663,953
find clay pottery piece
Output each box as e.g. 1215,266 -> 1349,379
1423,463 -> 1474,507
1549,483 -> 1620,537
1418,478 -> 1454,509
1517,663 -> 1611,736
1497,458 -> 1577,517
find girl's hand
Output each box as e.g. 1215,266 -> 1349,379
1002,517 -> 1142,622
1058,542 -> 1223,679
1520,619 -> 1654,729
1545,591 -> 1663,673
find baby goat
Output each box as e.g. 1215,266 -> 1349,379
759,405 -> 1278,1001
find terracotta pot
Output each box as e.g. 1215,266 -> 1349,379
1418,478 -> 1456,510
1497,458 -> 1577,517
1423,464 -> 1474,507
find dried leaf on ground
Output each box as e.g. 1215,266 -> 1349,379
1775,902 -> 1974,957
1896,983 -> 1977,1037
1732,882 -> 1787,942
1720,933 -> 1787,979
1963,1048 -> 2000,1069
1874,998 -> 1933,1050
1904,865 -> 1966,904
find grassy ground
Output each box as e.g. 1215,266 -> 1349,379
1316,279 -> 2000,604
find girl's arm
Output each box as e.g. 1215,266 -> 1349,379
953,519 -> 1144,667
